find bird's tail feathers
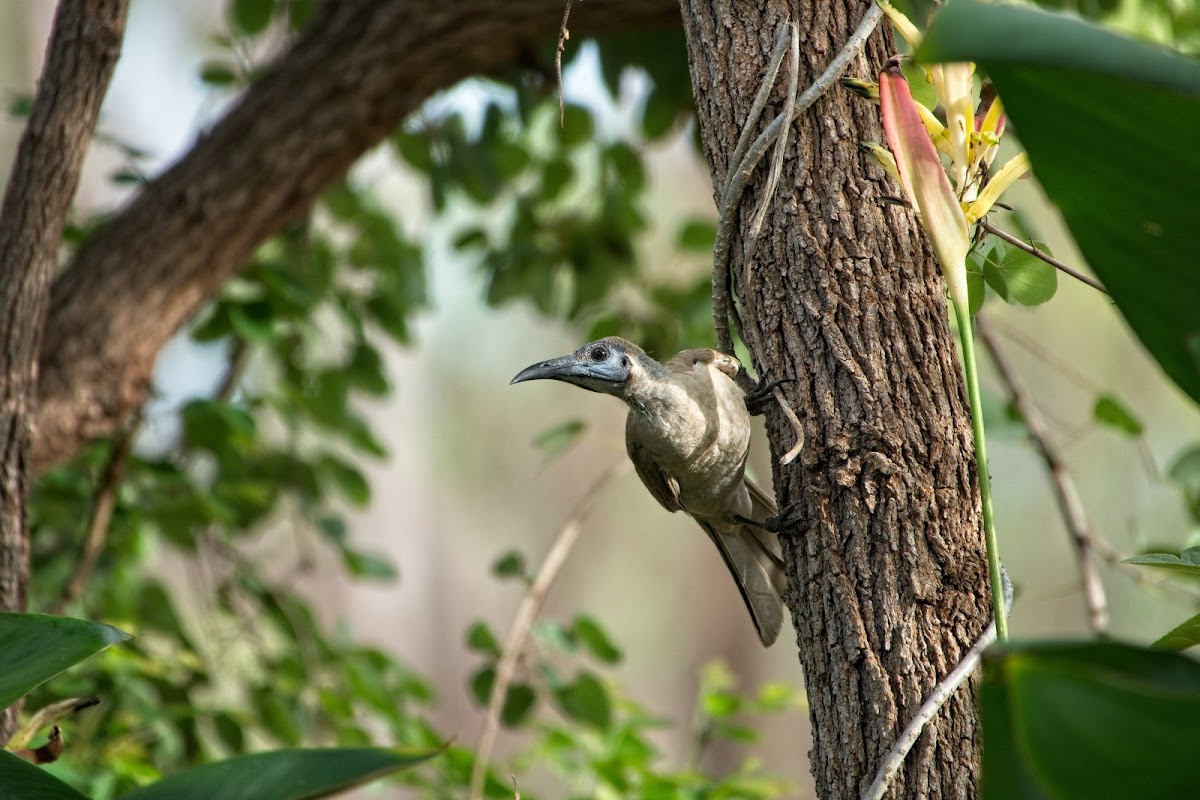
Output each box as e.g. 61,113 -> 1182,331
700,519 -> 786,647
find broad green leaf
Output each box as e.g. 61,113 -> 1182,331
1124,546 -> 1200,577
998,245 -> 1057,306
0,613 -> 130,708
980,641 -> 1200,799
1153,613 -> 1200,651
1092,394 -> 1143,436
118,747 -> 439,800
0,750 -> 90,800
919,1 -> 1200,403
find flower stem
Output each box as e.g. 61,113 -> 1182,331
953,300 -> 1008,641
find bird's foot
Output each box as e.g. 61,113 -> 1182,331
732,506 -> 803,536
744,375 -> 795,416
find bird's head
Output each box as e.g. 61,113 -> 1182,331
510,337 -> 664,398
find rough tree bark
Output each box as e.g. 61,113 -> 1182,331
31,0 -> 680,476
0,0 -> 129,739
679,1 -> 991,798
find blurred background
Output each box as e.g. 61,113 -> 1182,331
4,1 -> 1200,798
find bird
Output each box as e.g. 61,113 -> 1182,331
511,336 -> 787,646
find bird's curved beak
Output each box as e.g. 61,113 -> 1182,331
510,354 -> 587,385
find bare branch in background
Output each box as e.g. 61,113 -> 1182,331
469,462 -> 629,800
980,219 -> 1108,295
50,413 -> 143,615
976,314 -> 1109,632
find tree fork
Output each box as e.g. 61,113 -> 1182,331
679,1 -> 991,797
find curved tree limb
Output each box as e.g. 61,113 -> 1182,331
31,0 -> 680,476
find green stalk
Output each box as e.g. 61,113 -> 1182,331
952,300 -> 1008,641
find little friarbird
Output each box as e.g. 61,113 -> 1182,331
511,337 -> 786,646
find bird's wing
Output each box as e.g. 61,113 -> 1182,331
625,430 -> 684,513
698,519 -> 785,646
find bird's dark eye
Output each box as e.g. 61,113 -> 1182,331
590,346 -> 609,362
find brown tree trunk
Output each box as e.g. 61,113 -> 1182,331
0,0 -> 129,741
679,1 -> 991,797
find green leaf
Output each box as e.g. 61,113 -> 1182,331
500,683 -> 537,728
919,0 -> 1200,404
1152,613 -> 1200,651
572,615 -> 622,665
490,550 -> 527,581
554,671 -> 612,731
1124,546 -> 1200,577
0,749 -> 90,800
1092,394 -> 1143,436
559,104 -> 594,147
1168,446 -> 1200,494
677,220 -> 716,253
199,61 -> 239,87
532,419 -> 584,458
998,245 -> 1057,306
465,621 -> 502,659
341,548 -> 398,581
468,666 -> 495,706
0,613 -> 130,708
966,251 -> 987,315
118,747 -> 439,800
319,455 -> 371,507
979,641 -> 1200,799
605,143 -> 645,193
641,87 -> 678,140
230,0 -> 275,35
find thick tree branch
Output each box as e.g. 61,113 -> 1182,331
0,0 -> 129,740
32,0 -> 679,476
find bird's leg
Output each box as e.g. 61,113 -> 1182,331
743,375 -> 795,416
732,507 -> 804,536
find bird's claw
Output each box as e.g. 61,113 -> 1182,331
732,505 -> 802,536
762,504 -> 803,535
744,375 -> 795,416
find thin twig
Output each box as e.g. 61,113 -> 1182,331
712,25 -> 792,360
862,569 -> 1013,800
711,5 -> 884,361
976,314 -> 1109,633
5,697 -> 100,752
469,462 -> 629,800
49,413 -> 143,615
745,24 -> 799,267
979,219 -> 1108,295
555,0 -> 576,127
